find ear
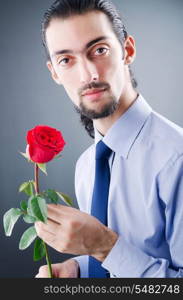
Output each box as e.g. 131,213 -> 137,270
46,61 -> 62,85
123,35 -> 136,65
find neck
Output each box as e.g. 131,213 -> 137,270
93,85 -> 138,136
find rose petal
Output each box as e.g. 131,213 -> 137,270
28,143 -> 56,163
26,125 -> 66,163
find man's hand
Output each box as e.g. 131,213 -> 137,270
35,204 -> 118,262
35,259 -> 79,278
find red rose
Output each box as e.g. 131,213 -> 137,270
26,125 -> 66,163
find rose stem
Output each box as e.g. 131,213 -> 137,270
34,163 -> 53,278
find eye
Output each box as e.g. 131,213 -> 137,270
94,47 -> 108,56
58,57 -> 70,66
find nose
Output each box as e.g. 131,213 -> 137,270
78,58 -> 99,84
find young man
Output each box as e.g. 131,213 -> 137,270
35,0 -> 183,278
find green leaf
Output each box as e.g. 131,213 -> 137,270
27,196 -> 47,223
45,189 -> 59,204
23,214 -> 36,224
19,226 -> 37,250
20,200 -> 28,211
56,192 -> 73,206
33,238 -> 46,261
19,151 -> 30,161
19,181 -> 35,196
3,208 -> 22,236
37,163 -> 47,175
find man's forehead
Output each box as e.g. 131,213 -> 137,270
50,36 -> 111,58
46,11 -> 116,55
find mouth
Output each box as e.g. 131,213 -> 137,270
82,88 -> 107,101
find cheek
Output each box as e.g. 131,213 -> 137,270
104,56 -> 125,95
102,51 -> 123,79
56,70 -> 80,105
63,80 -> 80,106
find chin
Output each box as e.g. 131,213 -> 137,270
82,101 -> 118,120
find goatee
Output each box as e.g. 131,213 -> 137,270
74,97 -> 119,120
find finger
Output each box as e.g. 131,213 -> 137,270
40,232 -> 56,248
35,222 -> 55,244
39,266 -> 50,278
35,274 -> 44,278
35,221 -> 56,235
47,218 -> 61,233
47,204 -> 66,224
47,204 -> 79,221
36,265 -> 59,278
36,218 -> 60,234
35,221 -> 50,235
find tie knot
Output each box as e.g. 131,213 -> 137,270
95,140 -> 112,159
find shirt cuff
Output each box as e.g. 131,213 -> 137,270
73,255 -> 89,278
101,235 -> 164,277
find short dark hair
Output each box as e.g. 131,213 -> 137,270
42,0 -> 137,138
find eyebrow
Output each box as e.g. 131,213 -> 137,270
51,36 -> 109,58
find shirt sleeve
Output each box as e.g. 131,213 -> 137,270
73,154 -> 91,278
102,154 -> 183,278
73,255 -> 89,278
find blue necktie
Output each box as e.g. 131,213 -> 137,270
88,140 -> 112,278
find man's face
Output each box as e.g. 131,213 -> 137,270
46,11 -> 132,119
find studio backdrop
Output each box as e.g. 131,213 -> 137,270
0,0 -> 183,277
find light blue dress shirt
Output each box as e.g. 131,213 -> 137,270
74,94 -> 183,278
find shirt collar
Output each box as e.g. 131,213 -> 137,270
94,94 -> 152,159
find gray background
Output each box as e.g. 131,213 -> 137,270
0,0 -> 183,278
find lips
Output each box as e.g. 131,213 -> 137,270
82,88 -> 107,96
82,88 -> 107,102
